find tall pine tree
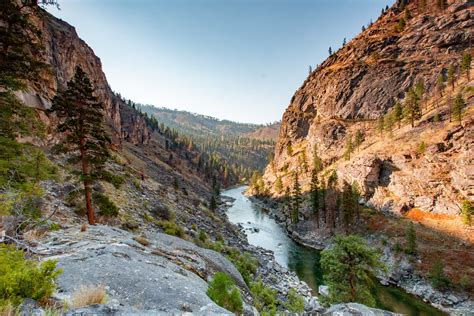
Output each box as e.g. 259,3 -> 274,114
310,169 -> 320,228
291,172 -> 301,224
50,67 -> 111,225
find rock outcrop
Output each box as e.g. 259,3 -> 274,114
36,225 -> 240,314
16,8 -> 150,145
264,0 -> 473,216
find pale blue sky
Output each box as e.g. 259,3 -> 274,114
47,0 -> 390,124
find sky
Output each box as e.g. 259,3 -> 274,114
47,0 -> 389,124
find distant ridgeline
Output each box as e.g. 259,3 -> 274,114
122,101 -> 278,186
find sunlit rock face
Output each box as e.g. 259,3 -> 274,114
264,0 -> 473,216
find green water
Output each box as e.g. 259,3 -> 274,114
224,186 -> 445,316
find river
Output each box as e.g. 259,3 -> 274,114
223,186 -> 444,316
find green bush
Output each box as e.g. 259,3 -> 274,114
250,278 -> 279,314
157,220 -> 185,237
207,272 -> 243,314
49,223 -> 61,231
225,248 -> 258,285
94,193 -> 119,217
0,245 -> 62,307
459,274 -> 472,291
198,230 -> 208,243
428,260 -> 451,290
285,288 -> 305,313
102,171 -> 125,189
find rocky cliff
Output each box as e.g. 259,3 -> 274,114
264,0 -> 473,216
15,8 -> 149,145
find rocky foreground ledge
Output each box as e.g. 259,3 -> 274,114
17,224 -> 404,315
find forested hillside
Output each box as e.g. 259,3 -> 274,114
137,104 -> 278,183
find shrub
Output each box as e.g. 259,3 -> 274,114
207,272 -> 243,314
285,288 -> 305,313
71,285 -> 107,308
131,179 -> 141,190
0,245 -> 62,307
198,230 -> 208,243
101,171 -> 125,189
428,260 -> 450,290
94,193 -> 119,217
225,249 -> 258,285
393,242 -> 403,253
157,220 -> 185,237
152,205 -> 175,221
459,274 -> 472,291
417,141 -> 426,154
49,223 -> 61,231
250,278 -> 280,313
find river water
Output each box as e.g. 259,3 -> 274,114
223,186 -> 444,316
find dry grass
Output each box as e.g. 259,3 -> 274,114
71,285 -> 107,308
133,235 -> 150,246
80,224 -> 88,232
0,304 -> 17,316
23,229 -> 47,243
406,208 -> 455,221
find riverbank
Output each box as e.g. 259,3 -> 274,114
218,194 -> 324,313
247,194 -> 474,315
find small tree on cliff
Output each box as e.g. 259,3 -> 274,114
392,101 -> 403,129
321,235 -> 385,307
447,65 -> 456,91
452,93 -> 466,126
275,176 -> 283,194
461,53 -> 472,80
50,67 -> 111,225
354,130 -> 364,152
403,88 -> 421,128
343,136 -> 353,161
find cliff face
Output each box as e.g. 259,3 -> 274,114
264,0 -> 473,216
15,8 -> 149,145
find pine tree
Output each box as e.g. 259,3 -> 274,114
321,235 -> 385,306
393,101 -> 403,129
384,113 -> 395,136
460,200 -> 472,226
291,172 -> 301,224
436,73 -> 445,99
460,53 -> 472,80
343,136 -> 353,160
310,169 -> 320,228
354,130 -> 364,152
275,176 -> 283,194
414,80 -> 425,113
377,116 -> 385,136
326,170 -> 338,233
452,93 -> 466,125
313,145 -> 323,172
403,88 -> 421,128
341,181 -> 355,233
50,67 -> 111,225
447,65 -> 456,91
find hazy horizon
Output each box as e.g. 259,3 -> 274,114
47,0 -> 390,124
